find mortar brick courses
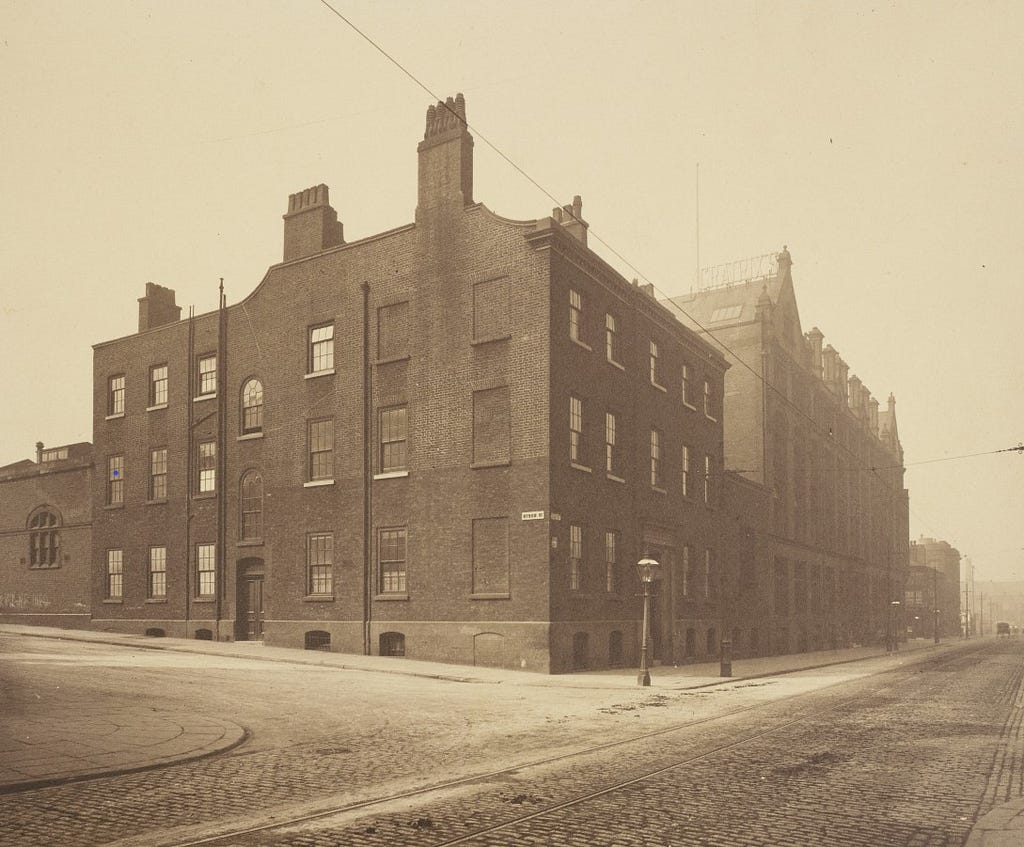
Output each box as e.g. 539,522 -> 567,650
87,94 -> 730,673
669,250 -> 910,655
0,443 -> 93,626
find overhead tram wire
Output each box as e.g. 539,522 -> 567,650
314,1 -> 1019,488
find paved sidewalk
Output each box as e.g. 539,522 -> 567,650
966,797 -> 1024,847
0,706 -> 246,793
0,624 -> 969,796
0,623 -> 950,689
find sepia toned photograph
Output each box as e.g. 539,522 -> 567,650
1,2 -> 1022,844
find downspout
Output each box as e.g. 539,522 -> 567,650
185,307 -> 195,633
362,281 -> 372,655
761,345 -> 769,488
216,280 -> 227,638
629,285 -> 644,659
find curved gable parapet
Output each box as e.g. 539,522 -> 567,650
472,202 -> 544,231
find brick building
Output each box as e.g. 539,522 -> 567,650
90,95 -> 728,672
0,442 -> 93,626
669,249 -> 910,654
908,536 -> 962,639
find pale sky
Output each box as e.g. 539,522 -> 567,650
1,1 -> 1021,578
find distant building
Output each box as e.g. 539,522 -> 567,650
0,442 -> 93,626
89,94 -> 728,672
908,536 -> 962,638
670,248 -> 910,653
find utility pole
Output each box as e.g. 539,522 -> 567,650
962,558 -> 970,639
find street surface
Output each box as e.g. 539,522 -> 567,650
1,633 -> 1023,846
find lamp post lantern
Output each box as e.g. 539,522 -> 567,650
635,557 -> 662,686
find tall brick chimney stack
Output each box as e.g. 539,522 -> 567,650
138,282 -> 182,332
551,196 -> 589,245
416,93 -> 474,219
806,327 -> 824,377
848,374 -> 863,417
282,184 -> 345,262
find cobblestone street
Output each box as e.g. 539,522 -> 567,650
2,633 -> 1023,846
213,644 -> 1024,846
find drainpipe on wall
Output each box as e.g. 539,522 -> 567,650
185,307 -> 195,633
215,280 -> 227,638
362,281 -> 372,655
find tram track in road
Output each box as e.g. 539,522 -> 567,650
160,641 -> 996,847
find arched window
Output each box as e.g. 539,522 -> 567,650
241,378 -> 263,434
608,631 -> 624,667
240,470 -> 263,541
572,632 -> 589,670
685,628 -> 696,658
28,508 -> 60,569
380,631 -> 406,657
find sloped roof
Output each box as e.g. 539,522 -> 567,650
666,272 -> 784,334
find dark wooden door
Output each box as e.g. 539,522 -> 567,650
245,577 -> 264,640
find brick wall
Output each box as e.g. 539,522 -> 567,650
0,447 -> 92,625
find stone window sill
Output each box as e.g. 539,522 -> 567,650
237,432 -> 263,441
237,539 -> 264,547
102,598 -> 122,604
304,595 -> 336,602
105,412 -> 125,421
147,403 -> 168,412
470,593 -> 511,600
305,369 -> 335,380
471,460 -> 511,470
374,470 -> 409,480
193,393 -> 216,403
304,479 -> 335,488
375,354 -> 411,365
571,336 -> 592,352
471,335 -> 511,347
683,401 -> 698,412
607,357 -> 625,371
651,381 -> 667,393
104,503 -> 124,511
606,473 -> 625,484
374,593 -> 409,601
651,485 -> 667,495
145,598 -> 168,604
570,462 -> 592,473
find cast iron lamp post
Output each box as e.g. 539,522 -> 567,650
636,557 -> 662,686
890,599 -> 901,652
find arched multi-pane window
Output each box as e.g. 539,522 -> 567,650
241,378 -> 263,434
240,470 -> 263,541
28,508 -> 61,569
